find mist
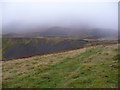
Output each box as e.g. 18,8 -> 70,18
2,2 -> 118,34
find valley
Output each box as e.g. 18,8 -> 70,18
2,37 -> 117,60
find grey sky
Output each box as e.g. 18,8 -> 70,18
2,2 -> 118,33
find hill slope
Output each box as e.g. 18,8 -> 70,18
2,44 -> 118,88
2,38 -> 94,60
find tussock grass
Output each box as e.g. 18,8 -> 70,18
2,44 -> 118,88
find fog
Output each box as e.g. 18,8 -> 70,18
2,2 -> 118,34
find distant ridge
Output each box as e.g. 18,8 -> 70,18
3,26 -> 118,40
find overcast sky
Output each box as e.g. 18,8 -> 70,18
1,1 -> 118,33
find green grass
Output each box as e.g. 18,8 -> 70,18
2,44 -> 118,88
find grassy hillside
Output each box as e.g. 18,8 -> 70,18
2,38 -> 91,60
2,44 -> 118,88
